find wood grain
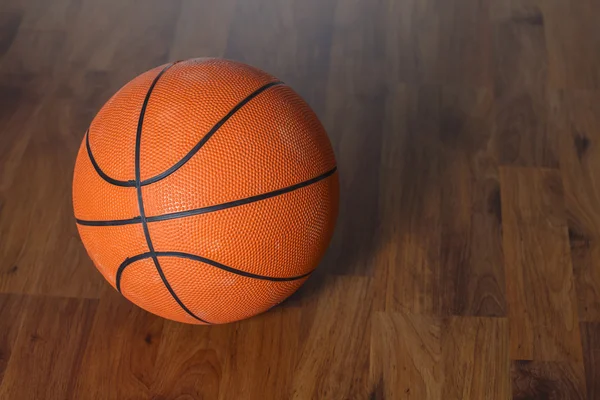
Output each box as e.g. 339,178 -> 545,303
581,322 -> 600,399
439,87 -> 506,317
442,317 -> 510,399
369,313 -> 509,399
291,276 -> 373,399
218,308 -> 302,399
500,167 -> 582,361
381,86 -> 442,314
73,288 -> 167,399
0,294 -> 27,386
370,311 -> 443,399
491,2 -> 558,168
0,0 -> 599,397
511,360 -> 586,400
542,1 -> 600,90
554,90 -> 600,322
0,296 -> 97,400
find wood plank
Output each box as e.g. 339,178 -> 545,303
439,87 -> 506,317
319,0 -> 387,277
382,0 -> 491,86
553,90 -> 600,322
433,0 -> 492,86
500,167 -> 582,361
0,11 -> 22,62
225,0 -> 336,112
76,288 -> 232,400
382,86 -> 442,314
491,3 -> 558,168
511,360 -> 586,400
217,308 -> 302,399
370,311 -> 443,399
73,288 -> 167,399
0,294 -> 28,386
542,0 -> 600,90
0,91 -> 105,298
581,322 -> 600,399
0,29 -> 66,77
150,318 -> 231,399
291,276 -> 373,399
168,0 -> 236,61
0,296 -> 98,400
370,313 -> 509,399
381,0 -> 440,85
65,0 -> 182,80
5,0 -> 80,31
442,317 -> 510,399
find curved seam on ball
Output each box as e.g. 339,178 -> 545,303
139,80 -> 284,186
132,62 -> 211,325
85,129 -> 136,187
75,166 -> 337,226
84,80 -> 284,188
115,251 -> 313,292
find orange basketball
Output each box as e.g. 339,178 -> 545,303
72,59 -> 339,324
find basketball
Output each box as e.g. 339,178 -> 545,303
72,59 -> 339,324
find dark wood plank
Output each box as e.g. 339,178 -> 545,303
316,0 -> 387,278
0,294 -> 27,387
73,288 -> 164,399
168,0 -> 236,61
383,0 -> 492,86
542,1 -> 600,90
225,0 -> 336,113
0,296 -> 98,399
0,11 -> 22,61
0,91 -> 104,298
491,3 -> 558,168
500,167 -> 582,362
1,0 -> 80,29
439,87 -> 506,317
381,85 -> 442,314
581,322 -> 600,399
64,0 -> 182,81
511,360 -> 586,400
148,317 -> 231,399
553,90 -> 600,322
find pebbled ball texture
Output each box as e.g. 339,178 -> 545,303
72,59 -> 339,324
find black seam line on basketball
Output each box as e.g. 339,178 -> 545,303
85,130 -> 136,187
116,251 -> 313,292
84,81 -> 283,189
147,166 -> 337,222
138,80 -> 284,186
75,166 -> 337,227
133,62 -> 210,325
76,216 -> 142,226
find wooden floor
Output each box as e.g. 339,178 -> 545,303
1,0 -> 600,399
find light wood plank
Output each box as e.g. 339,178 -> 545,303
442,317 -> 510,399
291,276 -> 373,399
370,311 -> 443,399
